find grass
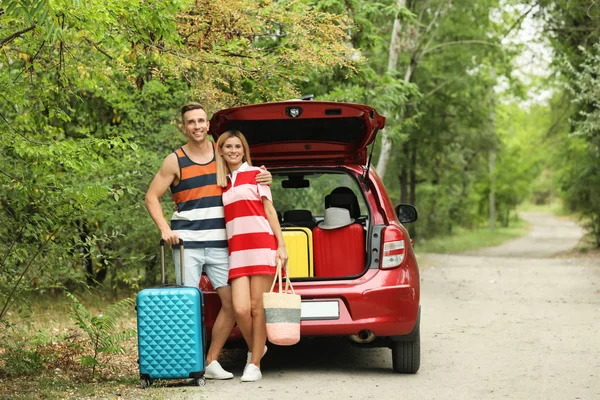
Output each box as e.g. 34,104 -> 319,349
0,291 -> 143,399
4,290 -> 136,334
414,201 -> 592,254
517,199 -> 573,217
415,217 -> 530,254
1,290 -> 215,399
0,374 -> 159,400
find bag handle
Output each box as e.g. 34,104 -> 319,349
269,259 -> 295,295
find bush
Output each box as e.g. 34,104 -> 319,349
0,329 -> 82,378
66,293 -> 135,377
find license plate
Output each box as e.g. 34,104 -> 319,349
301,300 -> 340,320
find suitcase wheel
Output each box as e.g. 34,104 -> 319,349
141,378 -> 153,389
196,377 -> 206,387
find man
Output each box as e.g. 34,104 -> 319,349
145,102 -> 271,379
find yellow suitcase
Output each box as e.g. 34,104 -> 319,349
282,227 -> 314,278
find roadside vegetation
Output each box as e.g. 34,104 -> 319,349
415,215 -> 529,254
0,292 -> 140,399
2,0 -> 600,397
518,200 -> 571,217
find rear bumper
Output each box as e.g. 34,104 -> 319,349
299,284 -> 418,337
202,268 -> 419,341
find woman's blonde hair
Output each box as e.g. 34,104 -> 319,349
215,130 -> 253,187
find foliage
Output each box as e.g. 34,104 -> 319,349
1,340 -> 46,377
66,293 -> 135,377
532,0 -> 600,246
0,0 -> 355,323
0,328 -> 82,378
551,125 -> 600,246
417,216 -> 528,254
485,102 -> 549,225
270,172 -> 366,217
300,0 -> 527,238
304,0 -> 422,142
565,42 -> 600,149
535,0 -> 600,69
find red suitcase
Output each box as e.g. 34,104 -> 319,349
313,224 -> 365,277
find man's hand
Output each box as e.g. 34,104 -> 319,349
256,165 -> 272,186
161,229 -> 180,246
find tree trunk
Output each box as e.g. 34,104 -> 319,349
408,140 -> 418,238
399,141 -> 409,203
489,149 -> 496,231
399,166 -> 408,203
375,0 -> 407,179
488,67 -> 497,231
79,222 -> 107,286
145,258 -> 159,286
409,140 -> 416,206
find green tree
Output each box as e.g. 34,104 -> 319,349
0,0 -> 355,324
302,0 -> 525,238
532,0 -> 600,246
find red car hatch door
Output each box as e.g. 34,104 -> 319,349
208,101 -> 386,166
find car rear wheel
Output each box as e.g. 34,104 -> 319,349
391,322 -> 420,374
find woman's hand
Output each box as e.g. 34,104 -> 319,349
276,246 -> 288,268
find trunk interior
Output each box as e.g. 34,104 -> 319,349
270,169 -> 371,280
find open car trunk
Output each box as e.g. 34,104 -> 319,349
209,101 -> 385,166
270,169 -> 370,280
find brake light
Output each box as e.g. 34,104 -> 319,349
381,226 -> 406,269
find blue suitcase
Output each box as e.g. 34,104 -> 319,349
136,240 -> 206,388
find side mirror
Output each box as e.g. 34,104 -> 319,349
395,204 -> 418,223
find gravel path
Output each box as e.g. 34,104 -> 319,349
461,211 -> 585,258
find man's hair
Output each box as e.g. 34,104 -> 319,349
181,102 -> 206,121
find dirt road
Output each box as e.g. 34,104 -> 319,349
160,212 -> 600,400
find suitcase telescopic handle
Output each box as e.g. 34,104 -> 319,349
159,239 -> 184,285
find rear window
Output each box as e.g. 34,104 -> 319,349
224,117 -> 366,145
270,171 -> 367,219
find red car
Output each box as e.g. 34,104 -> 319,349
204,100 -> 420,373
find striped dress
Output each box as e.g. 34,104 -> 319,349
169,145 -> 228,249
223,162 -> 277,280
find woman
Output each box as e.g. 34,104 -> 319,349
216,130 -> 288,382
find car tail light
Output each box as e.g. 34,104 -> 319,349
381,226 -> 405,269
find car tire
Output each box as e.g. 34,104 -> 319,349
391,322 -> 420,374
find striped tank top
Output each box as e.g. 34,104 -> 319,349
169,144 -> 228,249
223,162 -> 277,279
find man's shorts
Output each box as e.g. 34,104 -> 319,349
172,247 -> 229,289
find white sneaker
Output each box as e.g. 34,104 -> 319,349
241,363 -> 262,382
246,345 -> 268,367
205,360 -> 234,380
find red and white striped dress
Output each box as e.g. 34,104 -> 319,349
222,162 -> 277,280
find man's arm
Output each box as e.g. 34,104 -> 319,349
144,153 -> 180,245
256,165 -> 272,186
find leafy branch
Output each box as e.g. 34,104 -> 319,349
421,40 -> 502,56
84,38 -> 114,60
0,224 -> 62,324
0,25 -> 37,47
